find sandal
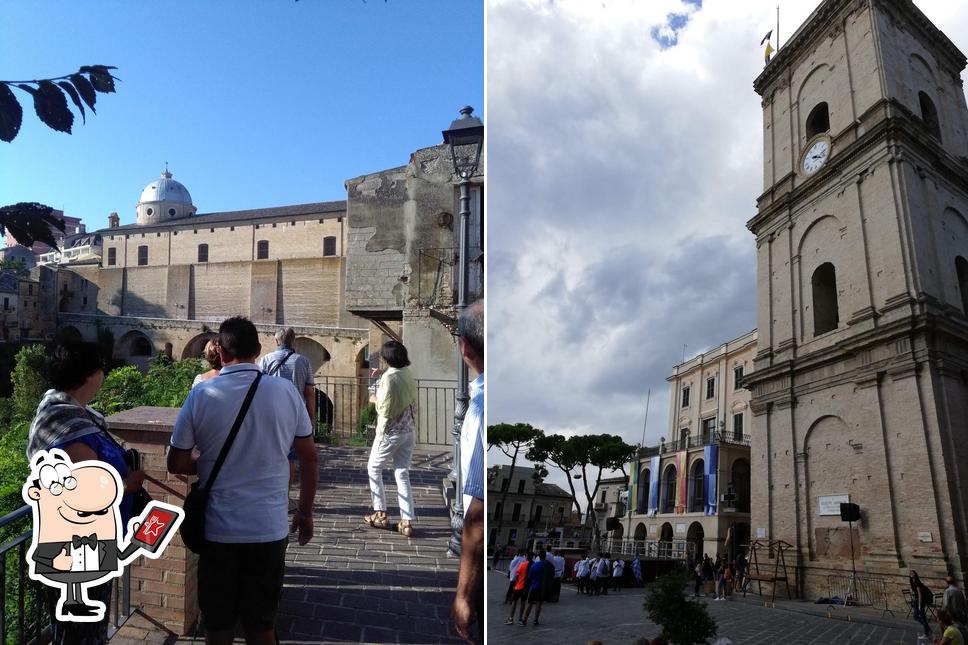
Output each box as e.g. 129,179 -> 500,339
364,511 -> 390,529
397,521 -> 413,537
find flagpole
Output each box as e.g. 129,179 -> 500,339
777,5 -> 780,50
640,388 -> 651,448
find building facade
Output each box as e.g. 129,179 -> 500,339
747,0 -> 968,601
592,475 -> 629,542
487,464 -> 583,552
625,331 -> 756,563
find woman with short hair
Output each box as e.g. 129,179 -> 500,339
363,340 -> 418,537
26,341 -> 146,644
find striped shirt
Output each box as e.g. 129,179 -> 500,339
460,373 -> 485,511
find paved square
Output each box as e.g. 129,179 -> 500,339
487,569 -> 927,644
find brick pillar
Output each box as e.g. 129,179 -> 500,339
106,406 -> 198,636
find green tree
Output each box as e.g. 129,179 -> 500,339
11,344 -> 48,422
143,354 -> 203,407
643,572 -> 717,645
486,422 -> 542,561
91,365 -> 146,416
528,433 -> 636,551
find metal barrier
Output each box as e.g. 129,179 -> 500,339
315,376 -> 456,446
0,504 -> 132,644
826,573 -> 895,617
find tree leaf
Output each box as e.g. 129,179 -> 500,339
0,84 -> 22,143
68,74 -> 97,113
85,69 -> 116,93
0,202 -> 66,250
30,81 -> 73,134
56,81 -> 85,124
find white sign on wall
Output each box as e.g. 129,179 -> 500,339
675,524 -> 686,535
756,527 -> 766,539
918,532 -> 933,543
818,494 -> 850,516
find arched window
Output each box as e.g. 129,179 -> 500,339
688,459 -> 705,513
323,236 -> 337,256
806,102 -> 830,139
812,262 -> 839,336
660,464 -> 677,514
956,256 -> 968,315
638,468 -> 651,512
731,459 -> 751,513
197,243 -> 209,263
257,240 -> 269,260
919,91 -> 941,141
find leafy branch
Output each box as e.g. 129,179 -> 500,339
0,65 -> 119,142
0,203 -> 66,250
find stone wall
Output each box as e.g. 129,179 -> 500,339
106,407 -> 198,636
102,216 -> 345,269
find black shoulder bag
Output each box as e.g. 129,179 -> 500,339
180,372 -> 262,553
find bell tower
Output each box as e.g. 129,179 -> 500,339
746,0 -> 968,599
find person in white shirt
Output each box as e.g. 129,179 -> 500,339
505,548 -> 526,604
169,316 -> 318,645
612,558 -> 625,591
547,548 -> 565,602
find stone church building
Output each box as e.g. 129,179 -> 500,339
745,0 -> 968,601
43,129 -> 483,446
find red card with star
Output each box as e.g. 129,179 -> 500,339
134,507 -> 176,549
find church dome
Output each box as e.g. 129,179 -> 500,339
136,169 -> 196,225
139,171 -> 193,205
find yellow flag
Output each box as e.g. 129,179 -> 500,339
764,41 -> 775,63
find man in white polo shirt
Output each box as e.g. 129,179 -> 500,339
168,316 -> 318,645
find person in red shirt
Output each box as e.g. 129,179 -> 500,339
504,552 -> 533,625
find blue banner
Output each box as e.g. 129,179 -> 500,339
648,456 -> 660,514
704,445 -> 718,516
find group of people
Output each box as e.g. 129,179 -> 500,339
25,302 -> 487,645
693,552 -> 746,601
909,570 -> 968,643
574,553 -> 628,595
503,548 -> 563,626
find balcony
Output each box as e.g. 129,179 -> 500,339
653,431 -> 752,456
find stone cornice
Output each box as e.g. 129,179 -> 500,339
749,101 -> 968,235
754,0 -> 966,97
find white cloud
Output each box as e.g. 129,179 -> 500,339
486,0 -> 968,490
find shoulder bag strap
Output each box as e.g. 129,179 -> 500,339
205,372 -> 262,492
268,350 -> 295,376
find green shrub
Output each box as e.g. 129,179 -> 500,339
643,573 -> 717,645
358,403 -> 377,435
10,345 -> 48,423
91,366 -> 146,416
143,355 -> 203,407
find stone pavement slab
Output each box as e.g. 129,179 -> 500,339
111,445 -> 463,644
487,569 -> 927,644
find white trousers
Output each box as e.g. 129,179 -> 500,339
367,430 -> 416,521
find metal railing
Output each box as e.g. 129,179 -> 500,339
315,376 -> 456,446
655,432 -> 752,455
415,247 -> 483,309
0,505 -> 131,644
826,574 -> 895,617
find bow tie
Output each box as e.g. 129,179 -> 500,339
72,534 -> 97,549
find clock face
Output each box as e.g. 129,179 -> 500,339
803,139 -> 830,175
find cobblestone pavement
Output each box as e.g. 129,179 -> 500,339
486,569 -> 927,645
111,445 -> 463,644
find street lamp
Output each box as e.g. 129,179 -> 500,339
443,106 -> 484,556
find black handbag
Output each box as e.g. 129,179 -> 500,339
180,372 -> 262,554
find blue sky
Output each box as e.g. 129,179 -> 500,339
0,1 -> 483,233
